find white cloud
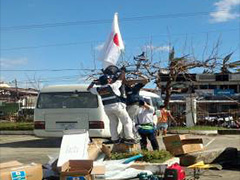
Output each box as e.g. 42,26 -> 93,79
0,57 -> 28,68
143,45 -> 170,52
94,43 -> 104,51
210,0 -> 240,22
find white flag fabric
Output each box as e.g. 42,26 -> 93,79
100,13 -> 124,69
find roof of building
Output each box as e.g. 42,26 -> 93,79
0,83 -> 10,88
0,87 -> 38,95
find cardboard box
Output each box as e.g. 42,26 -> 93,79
111,143 -> 139,153
0,161 -> 23,169
101,144 -> 111,158
0,161 -> 43,180
88,142 -> 102,160
163,135 -> 203,156
60,160 -> 105,180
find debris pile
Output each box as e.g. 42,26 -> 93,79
1,132 -> 239,180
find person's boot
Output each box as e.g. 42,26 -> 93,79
123,138 -> 138,144
103,139 -> 114,144
103,139 -> 121,144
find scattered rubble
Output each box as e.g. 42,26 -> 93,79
1,132 -> 239,180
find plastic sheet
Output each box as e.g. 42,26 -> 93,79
94,159 -> 152,180
43,154 -> 59,179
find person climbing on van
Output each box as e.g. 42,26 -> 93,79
157,105 -> 175,136
136,99 -> 159,151
125,73 -> 149,119
87,70 -> 136,144
124,73 -> 149,138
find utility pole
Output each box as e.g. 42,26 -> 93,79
186,94 -> 197,127
14,79 -> 19,102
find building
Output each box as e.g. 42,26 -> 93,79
0,83 -> 38,119
159,73 -> 240,122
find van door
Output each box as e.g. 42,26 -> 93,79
45,111 -> 89,131
36,91 -> 98,131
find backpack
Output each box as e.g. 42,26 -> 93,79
164,163 -> 185,180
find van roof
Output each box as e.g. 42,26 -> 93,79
40,84 -> 161,99
139,90 -> 161,98
40,84 -> 88,92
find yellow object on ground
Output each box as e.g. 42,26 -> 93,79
188,161 -> 222,170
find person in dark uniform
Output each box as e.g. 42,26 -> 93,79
124,75 -> 149,138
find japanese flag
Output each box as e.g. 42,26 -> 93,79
100,13 -> 124,69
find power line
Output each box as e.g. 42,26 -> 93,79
1,28 -> 239,51
21,74 -> 81,81
16,78 -> 81,84
1,19 -> 110,31
8,74 -> 92,84
1,41 -> 98,51
128,28 -> 240,40
0,10 -> 227,31
0,68 -> 100,72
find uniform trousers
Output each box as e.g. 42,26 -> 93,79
126,104 -> 140,135
105,102 -> 134,141
138,130 -> 159,150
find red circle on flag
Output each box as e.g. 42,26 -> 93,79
113,33 -> 119,46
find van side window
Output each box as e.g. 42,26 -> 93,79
37,92 -> 98,109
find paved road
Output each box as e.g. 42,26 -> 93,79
0,135 -> 61,164
0,134 -> 239,180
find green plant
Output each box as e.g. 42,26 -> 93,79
110,150 -> 172,163
0,122 -> 34,130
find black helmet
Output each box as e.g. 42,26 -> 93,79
103,65 -> 120,75
99,75 -> 111,85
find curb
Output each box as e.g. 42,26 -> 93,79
168,130 -> 218,135
0,130 -> 34,135
0,129 -> 239,135
218,129 -> 240,135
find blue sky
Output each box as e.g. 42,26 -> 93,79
0,0 -> 240,89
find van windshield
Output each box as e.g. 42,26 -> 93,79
37,92 -> 98,109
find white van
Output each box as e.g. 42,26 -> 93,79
34,84 -> 111,138
34,84 -> 162,137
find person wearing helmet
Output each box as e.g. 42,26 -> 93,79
125,74 -> 149,120
124,74 -> 149,139
87,70 -> 136,144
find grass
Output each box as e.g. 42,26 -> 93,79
0,122 -> 34,130
169,125 -> 227,130
110,150 -> 173,163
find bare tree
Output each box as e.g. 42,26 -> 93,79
217,52 -> 240,73
87,43 -> 239,108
